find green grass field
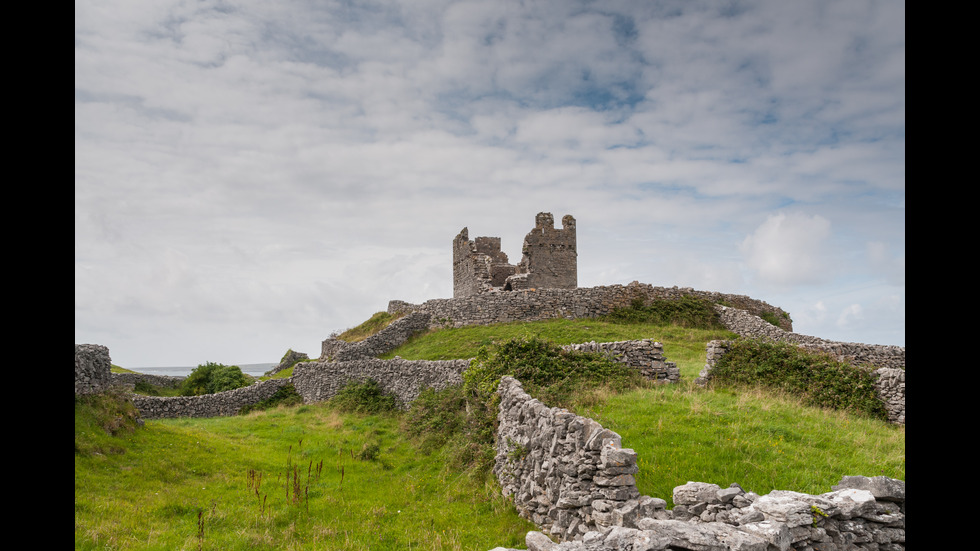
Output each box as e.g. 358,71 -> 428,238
76,314 -> 904,550
75,399 -> 535,550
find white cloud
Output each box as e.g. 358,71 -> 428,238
867,241 -> 906,286
837,303 -> 863,329
75,0 -> 905,365
739,212 -> 833,287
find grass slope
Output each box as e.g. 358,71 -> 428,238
75,399 -> 534,550
578,385 -> 904,505
76,314 -> 905,549
381,318 -> 734,378
385,318 -> 903,505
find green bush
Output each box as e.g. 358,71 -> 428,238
464,336 -> 642,408
403,337 -> 646,480
605,297 -> 725,329
179,362 -> 249,396
710,339 -> 887,420
329,379 -> 398,414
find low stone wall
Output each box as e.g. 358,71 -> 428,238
492,376 -> 905,550
494,376 -> 652,540
390,282 -> 792,332
75,344 -> 112,395
320,312 -> 432,361
870,367 -> 905,425
131,379 -> 293,419
716,306 -> 905,370
111,372 -> 184,389
266,349 -> 310,376
292,358 -> 469,408
119,337 -> 675,420
562,340 -> 679,383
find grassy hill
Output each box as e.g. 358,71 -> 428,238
75,312 -> 904,550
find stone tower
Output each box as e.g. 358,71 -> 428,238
452,213 -> 577,297
516,213 -> 577,291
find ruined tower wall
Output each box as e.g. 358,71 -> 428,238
518,213 -> 577,291
452,228 -> 488,298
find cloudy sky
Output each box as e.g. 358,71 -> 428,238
75,0 -> 905,368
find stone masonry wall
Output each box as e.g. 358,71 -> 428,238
132,378 -> 293,419
111,372 -> 184,389
562,340 -> 679,383
267,349 -> 310,376
319,310 -> 676,383
292,358 -> 470,408
715,306 -> 904,370
873,368 -> 905,425
493,376 -> 905,551
454,229 -> 518,297
516,213 -> 577,292
390,282 -> 792,333
320,312 -> 432,361
75,344 -> 112,395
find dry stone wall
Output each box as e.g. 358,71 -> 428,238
111,372 -> 184,389
390,282 -> 792,332
320,312 -> 432,361
872,368 -> 905,425
266,349 -> 309,376
562,340 -> 679,383
715,306 -> 904,370
75,344 -> 112,395
492,377 -> 905,551
292,358 -> 470,408
131,379 -> 293,419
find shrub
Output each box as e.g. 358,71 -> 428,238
605,297 -> 725,329
464,336 -> 642,408
403,337 -> 646,480
329,379 -> 398,414
710,339 -> 887,420
179,362 -> 250,396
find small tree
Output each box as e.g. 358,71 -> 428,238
180,362 -> 249,396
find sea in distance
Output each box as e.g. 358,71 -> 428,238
127,363 -> 277,378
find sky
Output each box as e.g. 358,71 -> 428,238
75,0 -> 905,368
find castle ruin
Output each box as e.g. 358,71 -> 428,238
453,212 -> 577,298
